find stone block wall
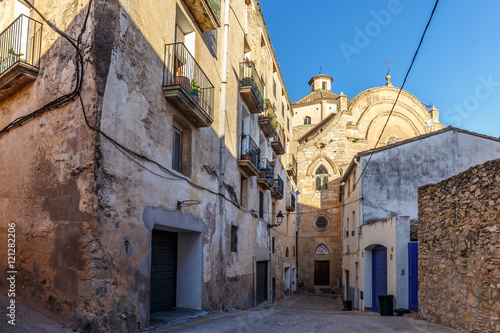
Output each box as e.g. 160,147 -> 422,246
418,158 -> 500,333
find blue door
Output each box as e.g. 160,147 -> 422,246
408,242 -> 419,311
372,245 -> 387,312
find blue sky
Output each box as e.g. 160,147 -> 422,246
259,0 -> 500,138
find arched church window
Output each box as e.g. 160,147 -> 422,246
304,116 -> 311,125
315,243 -> 329,254
315,165 -> 328,191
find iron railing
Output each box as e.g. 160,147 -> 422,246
259,157 -> 274,185
273,124 -> 285,146
290,192 -> 296,209
239,61 -> 264,108
273,175 -> 284,197
287,154 -> 297,174
0,15 -> 42,75
208,0 -> 221,20
163,42 -> 214,119
241,134 -> 260,169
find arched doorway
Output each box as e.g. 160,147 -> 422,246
372,245 -> 387,313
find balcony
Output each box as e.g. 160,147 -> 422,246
257,157 -> 274,190
258,101 -> 278,138
0,15 -> 42,102
163,43 -> 214,127
271,125 -> 286,155
271,175 -> 284,199
286,154 -> 297,177
238,135 -> 260,177
239,62 -> 264,114
184,0 -> 221,31
286,192 -> 296,211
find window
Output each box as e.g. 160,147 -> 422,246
273,78 -> 276,97
315,216 -> 328,231
231,225 -> 238,252
304,116 -> 311,125
352,170 -> 356,191
352,211 -> 355,236
272,237 -> 275,253
259,190 -> 264,219
287,117 -> 290,131
172,118 -> 192,176
173,129 -> 182,172
240,176 -> 249,208
315,165 -> 328,191
281,102 -> 284,117
322,82 -> 327,90
346,218 -> 349,238
286,247 -> 289,257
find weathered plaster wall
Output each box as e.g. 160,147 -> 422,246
418,158 -> 500,333
0,0 -> 104,330
361,130 -> 500,224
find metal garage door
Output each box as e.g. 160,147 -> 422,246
150,230 -> 177,313
314,261 -> 329,286
256,261 -> 268,305
372,245 -> 387,313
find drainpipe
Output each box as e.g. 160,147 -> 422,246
219,0 -> 230,214
353,157 -> 361,253
339,167 -> 344,301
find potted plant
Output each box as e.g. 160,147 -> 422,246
270,161 -> 275,167
190,79 -> 200,102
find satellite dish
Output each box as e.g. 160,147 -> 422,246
426,119 -> 434,127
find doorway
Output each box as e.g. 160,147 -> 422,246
372,245 -> 388,312
150,230 -> 178,313
314,261 -> 329,286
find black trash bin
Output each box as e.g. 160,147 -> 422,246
377,295 -> 394,316
343,300 -> 353,311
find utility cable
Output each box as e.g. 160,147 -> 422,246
344,0 -> 440,203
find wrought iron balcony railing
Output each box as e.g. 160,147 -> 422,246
259,157 -> 274,185
0,15 -> 42,75
241,134 -> 260,170
272,175 -> 284,198
239,61 -> 264,109
286,154 -> 297,176
163,42 -> 214,120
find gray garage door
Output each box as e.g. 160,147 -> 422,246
150,230 -> 177,313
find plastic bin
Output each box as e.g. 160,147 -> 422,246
377,295 -> 394,316
343,300 -> 353,311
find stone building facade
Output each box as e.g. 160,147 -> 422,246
418,158 -> 500,333
0,0 -> 296,331
292,73 -> 444,292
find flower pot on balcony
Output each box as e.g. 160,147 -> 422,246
260,172 -> 266,178
270,162 -> 275,167
174,76 -> 190,92
190,91 -> 200,104
241,154 -> 249,160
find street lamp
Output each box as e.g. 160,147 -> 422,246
268,210 -> 284,228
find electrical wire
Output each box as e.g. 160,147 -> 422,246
344,0 -> 440,203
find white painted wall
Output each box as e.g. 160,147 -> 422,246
359,216 -> 409,310
177,232 -> 203,309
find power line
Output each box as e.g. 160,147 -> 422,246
345,0 -> 440,202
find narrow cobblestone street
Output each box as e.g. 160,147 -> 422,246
153,292 -> 462,333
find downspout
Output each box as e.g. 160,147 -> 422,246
219,0 -> 230,214
353,157 -> 361,253
339,167 -> 344,301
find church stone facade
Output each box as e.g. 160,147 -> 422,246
292,74 -> 444,292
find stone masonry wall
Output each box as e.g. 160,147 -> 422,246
418,158 -> 500,333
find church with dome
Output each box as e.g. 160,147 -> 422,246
291,73 -> 444,292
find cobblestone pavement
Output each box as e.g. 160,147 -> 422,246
153,292 -> 463,333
